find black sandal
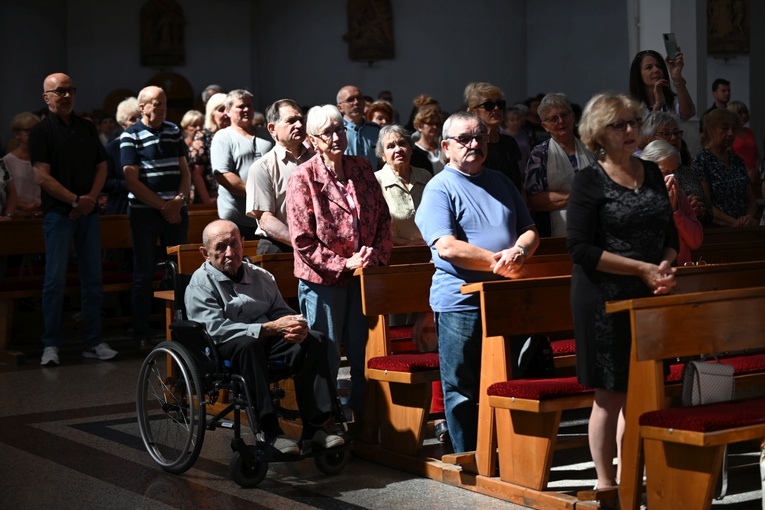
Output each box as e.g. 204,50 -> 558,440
434,421 -> 449,443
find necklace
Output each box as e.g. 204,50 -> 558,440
321,157 -> 345,182
633,178 -> 640,194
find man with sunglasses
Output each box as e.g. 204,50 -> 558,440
30,73 -> 117,365
415,111 -> 539,454
337,85 -> 380,168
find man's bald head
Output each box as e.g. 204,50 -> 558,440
137,86 -> 167,128
42,73 -> 75,117
200,220 -> 244,276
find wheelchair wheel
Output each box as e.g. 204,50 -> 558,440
314,447 -> 351,475
230,446 -> 269,488
136,341 -> 206,474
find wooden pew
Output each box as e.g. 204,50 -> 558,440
608,286 -> 765,510
457,260 -> 765,509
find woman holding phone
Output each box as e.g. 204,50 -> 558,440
628,46 -> 695,121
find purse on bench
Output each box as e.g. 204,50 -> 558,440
681,358 -> 734,407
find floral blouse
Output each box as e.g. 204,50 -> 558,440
286,154 -> 392,286
691,148 -> 750,219
188,129 -> 218,202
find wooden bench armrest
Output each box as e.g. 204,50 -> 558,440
367,368 -> 440,384
641,423 -> 765,447
488,394 -> 594,413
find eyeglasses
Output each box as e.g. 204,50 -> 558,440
339,95 -> 363,105
312,126 -> 347,141
446,133 -> 489,146
606,118 -> 642,132
475,100 -> 506,111
655,129 -> 684,139
543,111 -> 572,124
45,87 -> 77,97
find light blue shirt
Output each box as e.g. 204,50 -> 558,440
343,118 -> 380,168
415,166 -> 534,312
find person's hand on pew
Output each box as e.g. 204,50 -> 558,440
491,247 -> 528,279
640,259 -> 676,295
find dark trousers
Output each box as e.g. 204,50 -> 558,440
216,330 -> 335,433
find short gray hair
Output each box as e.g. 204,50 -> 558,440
306,105 -> 343,137
641,140 -> 679,164
538,93 -> 571,122
375,124 -> 412,158
225,89 -> 253,110
115,97 -> 139,127
642,111 -> 677,139
442,111 -> 486,140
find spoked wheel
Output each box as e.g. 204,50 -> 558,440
314,447 -> 351,475
136,341 -> 206,474
230,446 -> 269,488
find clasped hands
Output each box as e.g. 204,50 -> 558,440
262,314 -> 309,344
641,260 -> 676,295
345,245 -> 378,271
491,246 -> 527,279
69,194 -> 98,219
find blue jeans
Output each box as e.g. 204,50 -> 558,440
435,309 -> 483,453
298,279 -> 368,414
42,212 -> 103,348
129,207 -> 188,340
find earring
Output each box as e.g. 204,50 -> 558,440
598,147 -> 606,158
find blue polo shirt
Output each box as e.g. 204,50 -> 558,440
344,118 -> 380,168
415,166 -> 534,312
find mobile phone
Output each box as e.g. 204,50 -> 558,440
663,33 -> 678,61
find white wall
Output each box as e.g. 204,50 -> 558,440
526,0 -> 629,107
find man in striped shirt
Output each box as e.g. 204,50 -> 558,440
121,85 -> 191,353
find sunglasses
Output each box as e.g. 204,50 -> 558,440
446,133 -> 489,146
475,100 -> 506,111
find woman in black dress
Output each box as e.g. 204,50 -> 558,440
567,93 -> 678,489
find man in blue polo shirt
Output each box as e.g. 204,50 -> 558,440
415,111 -> 539,454
337,85 -> 380,168
121,85 -> 190,353
31,72 -> 117,366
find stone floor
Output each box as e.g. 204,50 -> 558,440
1,327 -> 762,509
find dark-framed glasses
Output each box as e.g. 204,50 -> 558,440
543,111 -> 572,124
45,87 -> 77,97
655,129 -> 684,139
475,100 -> 506,111
313,126 -> 347,141
446,133 -> 489,146
607,118 -> 642,132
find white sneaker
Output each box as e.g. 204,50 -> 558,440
41,347 -> 60,366
83,343 -> 118,361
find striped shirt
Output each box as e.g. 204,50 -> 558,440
120,120 -> 186,208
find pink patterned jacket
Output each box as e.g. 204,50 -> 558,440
286,154 -> 392,286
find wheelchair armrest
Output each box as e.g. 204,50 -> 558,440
169,320 -> 205,332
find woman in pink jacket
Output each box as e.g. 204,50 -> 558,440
286,105 -> 392,420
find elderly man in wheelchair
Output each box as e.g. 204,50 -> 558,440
136,219 -> 348,487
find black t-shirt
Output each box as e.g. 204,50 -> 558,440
29,112 -> 107,215
484,133 -> 523,191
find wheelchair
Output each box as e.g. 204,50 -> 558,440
135,261 -> 351,488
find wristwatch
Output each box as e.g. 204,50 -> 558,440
71,196 -> 79,208
515,244 -> 528,258
176,193 -> 187,206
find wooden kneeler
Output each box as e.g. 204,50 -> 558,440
367,353 -> 440,456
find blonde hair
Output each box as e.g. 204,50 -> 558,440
180,110 -> 204,130
579,93 -> 642,155
464,82 -> 505,111
204,93 -> 228,132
